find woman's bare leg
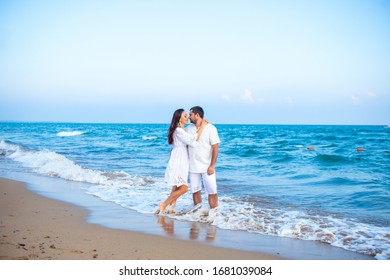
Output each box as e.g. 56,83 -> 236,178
159,184 -> 188,213
168,186 -> 178,212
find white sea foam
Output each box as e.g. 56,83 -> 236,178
57,131 -> 85,137
206,199 -> 390,259
142,136 -> 157,140
150,194 -> 389,259
0,140 -> 20,153
0,140 -> 153,188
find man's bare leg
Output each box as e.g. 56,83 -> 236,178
208,194 -> 218,209
193,191 -> 202,206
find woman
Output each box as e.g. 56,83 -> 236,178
157,108 -> 207,214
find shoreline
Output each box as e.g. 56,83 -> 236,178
0,178 -> 282,260
0,175 -> 374,260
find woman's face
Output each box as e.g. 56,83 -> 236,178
180,111 -> 189,124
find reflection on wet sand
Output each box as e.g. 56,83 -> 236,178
157,216 -> 174,236
157,216 -> 216,241
189,223 -> 216,241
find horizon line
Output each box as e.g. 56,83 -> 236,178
0,120 -> 388,126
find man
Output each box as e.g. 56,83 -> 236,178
186,106 -> 220,209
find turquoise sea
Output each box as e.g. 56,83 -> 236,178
1,122 -> 389,259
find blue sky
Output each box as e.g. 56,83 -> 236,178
1,0 -> 389,124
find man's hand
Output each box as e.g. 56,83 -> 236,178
207,165 -> 215,175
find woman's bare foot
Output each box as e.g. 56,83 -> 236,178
159,202 -> 168,214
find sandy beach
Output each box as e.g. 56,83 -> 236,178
0,178 -> 282,260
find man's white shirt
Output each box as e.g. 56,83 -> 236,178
185,123 -> 220,173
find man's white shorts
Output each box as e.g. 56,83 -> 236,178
189,172 -> 217,195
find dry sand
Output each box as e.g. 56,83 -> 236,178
0,178 -> 282,260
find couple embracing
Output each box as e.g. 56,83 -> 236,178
158,106 -> 220,215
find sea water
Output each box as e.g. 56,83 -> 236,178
0,122 -> 389,259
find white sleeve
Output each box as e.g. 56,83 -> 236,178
176,128 -> 197,147
209,125 -> 221,145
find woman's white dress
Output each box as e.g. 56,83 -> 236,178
164,127 -> 197,186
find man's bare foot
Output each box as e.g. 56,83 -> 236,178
167,203 -> 176,214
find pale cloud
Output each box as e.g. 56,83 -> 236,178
257,97 -> 265,104
351,91 -> 376,105
365,91 -> 376,98
284,96 -> 294,105
240,90 -> 266,105
222,94 -> 231,102
241,89 -> 255,103
351,95 -> 362,105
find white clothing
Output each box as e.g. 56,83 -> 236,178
189,172 -> 217,194
164,128 -> 197,186
185,123 -> 220,173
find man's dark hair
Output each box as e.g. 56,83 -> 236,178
190,106 -> 204,119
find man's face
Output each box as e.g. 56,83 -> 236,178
189,110 -> 197,124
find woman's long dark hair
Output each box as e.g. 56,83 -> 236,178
168,108 -> 184,144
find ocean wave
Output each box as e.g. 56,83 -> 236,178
0,140 -> 154,187
142,136 -> 158,141
314,153 -> 350,164
57,131 -> 85,137
206,198 -> 390,259
151,195 -> 389,259
0,139 -> 24,156
271,153 -> 295,163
